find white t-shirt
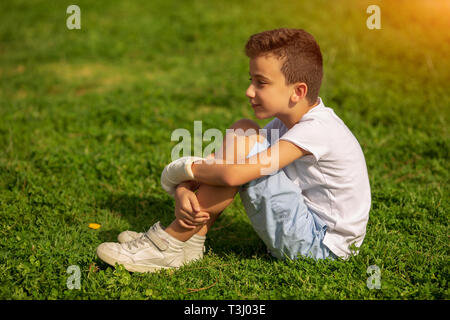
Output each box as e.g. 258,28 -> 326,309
263,97 -> 371,259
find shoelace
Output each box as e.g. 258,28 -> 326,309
125,234 -> 151,250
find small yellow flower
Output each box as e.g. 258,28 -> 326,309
88,223 -> 101,230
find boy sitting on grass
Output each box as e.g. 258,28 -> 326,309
96,28 -> 371,273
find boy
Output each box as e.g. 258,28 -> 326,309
96,28 -> 371,272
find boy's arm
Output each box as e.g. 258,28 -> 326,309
176,180 -> 200,191
173,152 -> 216,192
191,140 -> 310,187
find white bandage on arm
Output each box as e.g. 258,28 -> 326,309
160,156 -> 205,196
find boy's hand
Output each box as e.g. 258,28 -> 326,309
174,182 -> 210,229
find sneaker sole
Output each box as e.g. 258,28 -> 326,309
96,247 -> 175,273
117,233 -> 205,264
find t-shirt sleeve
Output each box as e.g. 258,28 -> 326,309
280,118 -> 330,161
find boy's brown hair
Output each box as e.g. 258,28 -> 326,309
245,28 -> 323,105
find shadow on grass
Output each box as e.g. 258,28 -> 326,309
96,191 -> 269,259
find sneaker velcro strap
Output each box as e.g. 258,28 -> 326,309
145,232 -> 169,251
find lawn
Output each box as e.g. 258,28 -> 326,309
0,0 -> 448,299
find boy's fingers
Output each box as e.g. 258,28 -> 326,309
179,209 -> 209,225
179,219 -> 196,229
181,210 -> 207,226
181,199 -> 193,214
175,208 -> 192,224
180,209 -> 195,222
189,194 -> 201,213
194,211 -> 210,218
178,212 -> 205,227
192,211 -> 210,223
178,210 -> 195,224
193,218 -> 209,224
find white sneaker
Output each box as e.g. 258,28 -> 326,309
118,228 -> 206,263
96,222 -> 185,273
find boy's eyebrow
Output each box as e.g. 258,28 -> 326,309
249,72 -> 271,81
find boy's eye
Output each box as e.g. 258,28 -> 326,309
249,77 -> 265,85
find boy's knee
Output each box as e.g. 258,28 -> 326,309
229,118 -> 260,133
225,119 -> 266,161
215,118 -> 266,163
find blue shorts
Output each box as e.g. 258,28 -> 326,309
238,139 -> 337,261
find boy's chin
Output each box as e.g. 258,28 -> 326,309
254,112 -> 270,120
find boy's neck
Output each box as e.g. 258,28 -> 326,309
278,98 -> 320,129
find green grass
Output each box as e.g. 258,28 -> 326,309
0,0 -> 449,299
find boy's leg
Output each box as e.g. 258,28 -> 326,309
96,118 -> 265,272
238,165 -> 337,261
164,118 -> 264,241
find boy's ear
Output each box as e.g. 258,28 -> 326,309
292,82 -> 308,102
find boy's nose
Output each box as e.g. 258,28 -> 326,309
245,84 -> 255,99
